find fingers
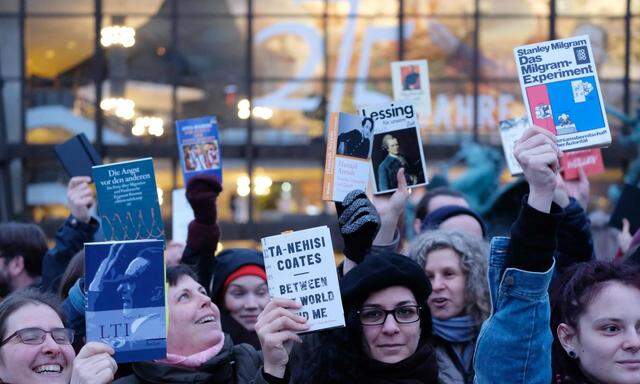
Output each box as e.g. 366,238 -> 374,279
517,125 -> 556,144
622,218 -> 631,234
396,168 -> 407,190
68,176 -> 91,189
76,341 -> 114,359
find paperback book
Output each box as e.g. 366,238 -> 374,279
175,116 -> 222,183
322,112 -> 373,202
261,226 -> 345,333
54,133 -> 102,178
85,239 -> 167,363
391,59 -> 431,119
360,101 -> 428,194
92,158 -> 165,241
514,35 -> 611,151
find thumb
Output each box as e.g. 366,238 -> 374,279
396,168 -> 407,190
622,218 -> 631,234
77,342 -> 114,359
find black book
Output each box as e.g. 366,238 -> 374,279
609,184 -> 640,235
54,133 -> 102,178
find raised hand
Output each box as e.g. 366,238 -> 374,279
371,168 -> 410,244
67,176 -> 94,223
256,298 -> 309,378
70,342 -> 117,384
514,126 -> 562,213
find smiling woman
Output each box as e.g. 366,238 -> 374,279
0,288 -> 117,384
113,265 -> 262,384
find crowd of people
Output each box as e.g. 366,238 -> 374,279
0,125 -> 639,383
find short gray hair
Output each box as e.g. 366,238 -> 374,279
407,229 -> 490,323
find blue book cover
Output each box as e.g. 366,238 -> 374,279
85,240 -> 167,363
92,158 -> 165,241
175,116 -> 222,183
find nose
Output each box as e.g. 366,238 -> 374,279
431,275 -> 446,291
197,291 -> 212,308
622,329 -> 640,352
40,333 -> 62,355
243,293 -> 259,310
381,312 -> 400,335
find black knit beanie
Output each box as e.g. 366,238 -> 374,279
340,252 -> 433,335
420,205 -> 487,237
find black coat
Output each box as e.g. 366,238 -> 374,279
113,337 -> 261,384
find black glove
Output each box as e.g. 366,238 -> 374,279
186,175 -> 223,225
335,190 -> 381,264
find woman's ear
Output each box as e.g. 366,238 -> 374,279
557,323 -> 578,356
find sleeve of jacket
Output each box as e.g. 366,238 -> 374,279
41,216 -> 99,293
180,220 -> 219,291
61,278 -> 87,340
554,197 -> 595,274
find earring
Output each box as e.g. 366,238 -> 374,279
567,350 -> 577,359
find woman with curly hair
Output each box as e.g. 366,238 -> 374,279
407,229 -> 490,384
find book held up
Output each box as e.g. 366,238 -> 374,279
92,158 -> 165,241
85,239 -> 167,363
360,101 -> 428,194
175,116 -> 222,183
261,226 -> 345,333
391,59 -> 431,120
514,35 -> 611,151
322,112 -> 373,202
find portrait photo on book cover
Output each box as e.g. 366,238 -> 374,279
371,128 -> 426,193
87,243 -> 165,313
182,140 -> 221,172
400,64 -> 421,91
337,116 -> 374,159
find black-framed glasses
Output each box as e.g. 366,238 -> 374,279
357,305 -> 422,326
0,327 -> 74,347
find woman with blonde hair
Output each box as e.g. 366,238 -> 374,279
408,229 -> 490,384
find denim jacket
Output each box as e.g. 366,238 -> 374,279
473,236 -> 554,384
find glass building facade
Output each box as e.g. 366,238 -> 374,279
0,0 -> 638,240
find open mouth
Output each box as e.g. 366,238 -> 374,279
195,315 -> 216,324
33,364 -> 63,374
431,298 -> 448,306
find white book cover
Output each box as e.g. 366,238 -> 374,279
322,112 -> 372,202
359,101 -> 428,194
513,35 -> 611,151
391,59 -> 431,119
171,189 -> 193,244
499,117 -> 529,176
261,226 -> 345,333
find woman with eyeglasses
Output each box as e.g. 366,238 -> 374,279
407,229 -> 490,384
254,252 -> 439,383
0,288 -> 116,384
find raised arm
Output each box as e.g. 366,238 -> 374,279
41,176 -> 99,293
474,126 -> 562,384
180,175 -> 222,289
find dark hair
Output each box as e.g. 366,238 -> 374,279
551,260 -> 640,383
415,187 -> 467,221
0,288 -> 65,341
361,117 -> 374,132
0,222 -> 48,277
167,264 -> 199,287
58,250 -> 85,299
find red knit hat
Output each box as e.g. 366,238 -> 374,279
222,265 -> 267,293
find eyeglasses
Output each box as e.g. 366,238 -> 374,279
0,327 -> 74,347
357,305 -> 421,326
